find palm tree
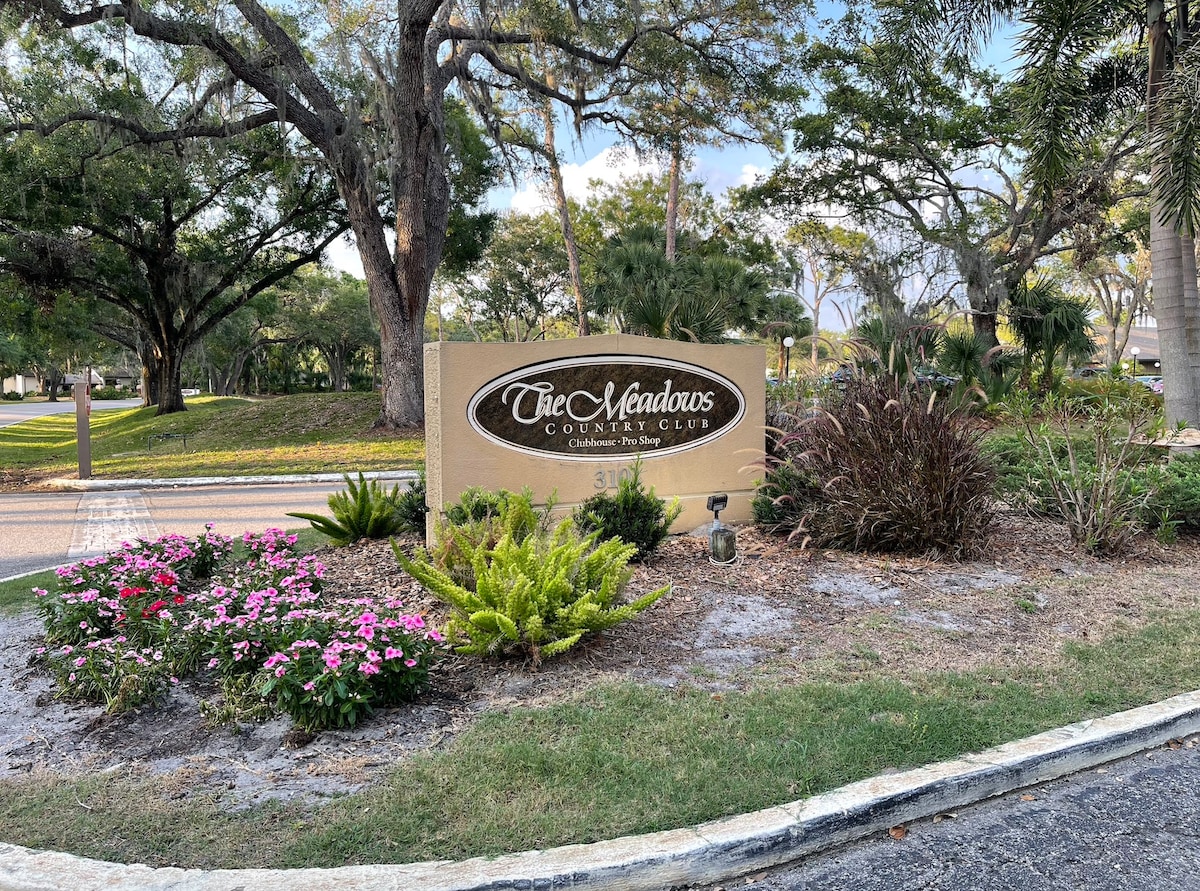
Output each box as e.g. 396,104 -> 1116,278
1008,277 -> 1097,394
888,0 -> 1200,424
757,293 -> 813,377
589,227 -> 768,344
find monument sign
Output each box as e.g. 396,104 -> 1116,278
424,334 -> 765,541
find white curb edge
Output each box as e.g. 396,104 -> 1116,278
45,471 -> 419,491
2,689 -> 1198,891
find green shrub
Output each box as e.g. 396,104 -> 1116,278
1146,453 -> 1200,531
92,385 -> 137,400
753,376 -> 995,556
2,391 -> 24,401
431,487 -> 556,590
286,472 -> 415,545
394,520 -> 668,665
1060,375 -> 1162,408
982,432 -> 1098,514
1012,390 -> 1164,554
573,460 -> 681,561
394,466 -> 430,533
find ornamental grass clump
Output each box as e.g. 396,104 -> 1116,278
33,528 -> 441,729
753,376 -> 994,556
394,518 -> 669,665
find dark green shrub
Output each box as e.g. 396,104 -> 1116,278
286,472 -> 414,545
393,466 -> 429,533
753,376 -> 995,556
573,459 -> 682,561
93,385 -> 137,400
1146,453 -> 1200,531
2,391 -> 24,401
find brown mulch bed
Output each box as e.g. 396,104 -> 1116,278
3,514 -> 1199,808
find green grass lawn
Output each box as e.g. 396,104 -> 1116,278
1,609 -> 1197,869
0,393 -> 424,481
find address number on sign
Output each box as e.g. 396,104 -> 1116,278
593,467 -> 634,490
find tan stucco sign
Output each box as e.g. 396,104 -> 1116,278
424,334 -> 765,541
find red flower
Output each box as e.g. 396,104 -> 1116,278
148,599 -> 167,613
153,571 -> 177,586
119,586 -> 146,599
173,594 -> 186,605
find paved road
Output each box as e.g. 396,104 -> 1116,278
0,398 -> 143,427
699,738 -> 1200,891
0,482 -> 349,579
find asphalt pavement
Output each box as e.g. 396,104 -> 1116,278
701,739 -> 1200,891
0,476 -> 417,581
0,397 -> 142,428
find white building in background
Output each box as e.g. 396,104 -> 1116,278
1,372 -> 39,395
3,368 -> 103,396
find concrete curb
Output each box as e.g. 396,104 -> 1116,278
2,689 -> 1198,891
45,471 -> 419,491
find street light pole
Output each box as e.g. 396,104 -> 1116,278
783,335 -> 795,381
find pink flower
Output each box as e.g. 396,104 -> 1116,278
384,647 -> 403,660
323,652 -> 342,671
359,661 -> 380,675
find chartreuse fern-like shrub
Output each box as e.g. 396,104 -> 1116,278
573,459 -> 681,561
753,376 -> 994,556
430,487 -> 555,590
286,471 -> 421,545
394,519 -> 669,664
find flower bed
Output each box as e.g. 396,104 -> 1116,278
34,527 -> 443,729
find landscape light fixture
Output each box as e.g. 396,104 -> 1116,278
782,336 -> 795,380
706,493 -> 736,565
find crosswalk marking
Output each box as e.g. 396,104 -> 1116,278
67,492 -> 159,560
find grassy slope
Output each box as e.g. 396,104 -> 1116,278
0,394 -> 423,481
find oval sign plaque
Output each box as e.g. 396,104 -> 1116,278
467,354 -> 746,461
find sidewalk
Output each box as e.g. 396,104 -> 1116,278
45,469 -> 419,491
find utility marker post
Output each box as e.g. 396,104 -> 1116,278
74,382 -> 92,480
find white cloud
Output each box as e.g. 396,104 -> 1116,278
508,146 -> 663,215
738,163 -> 765,186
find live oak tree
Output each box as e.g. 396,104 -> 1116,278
759,24 -> 1145,346
0,24 -> 351,413
0,123 -> 347,414
5,0 -> 802,428
885,0 -> 1200,425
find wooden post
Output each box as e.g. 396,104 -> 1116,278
74,382 -> 91,480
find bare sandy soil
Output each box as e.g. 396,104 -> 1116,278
3,515 -> 1199,810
